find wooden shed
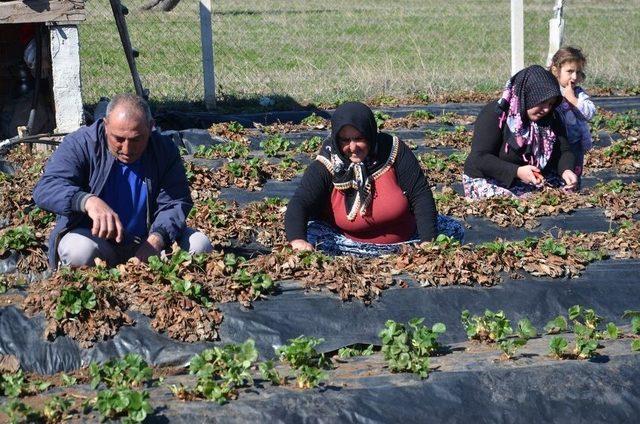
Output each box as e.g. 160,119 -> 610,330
0,0 -> 85,137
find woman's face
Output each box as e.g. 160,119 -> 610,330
526,98 -> 556,122
338,125 -> 369,163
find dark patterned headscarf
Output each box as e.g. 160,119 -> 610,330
497,65 -> 562,169
316,102 -> 398,220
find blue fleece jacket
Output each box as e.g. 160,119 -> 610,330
33,119 -> 192,268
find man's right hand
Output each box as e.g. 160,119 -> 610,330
290,239 -> 314,252
84,196 -> 124,242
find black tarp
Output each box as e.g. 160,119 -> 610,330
1,258 -> 638,374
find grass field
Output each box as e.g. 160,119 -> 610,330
79,0 -> 640,109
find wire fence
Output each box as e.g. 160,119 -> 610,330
79,0 -> 640,110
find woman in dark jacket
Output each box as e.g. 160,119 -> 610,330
463,65 -> 578,198
285,102 -> 463,256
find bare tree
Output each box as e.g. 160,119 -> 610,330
141,0 -> 181,12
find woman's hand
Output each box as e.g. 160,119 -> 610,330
561,169 -> 579,191
516,165 -> 543,185
290,239 -> 314,252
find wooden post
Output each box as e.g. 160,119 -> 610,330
199,0 -> 216,109
510,0 -> 524,75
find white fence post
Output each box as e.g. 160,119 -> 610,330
546,0 -> 565,67
50,25 -> 84,132
510,0 -> 524,75
199,0 -> 216,109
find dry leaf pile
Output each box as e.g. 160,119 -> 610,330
418,152 -> 466,185
185,161 -> 222,201
188,198 -> 287,248
22,267 -> 134,348
254,117 -> 329,134
435,186 -> 584,229
208,122 -> 249,142
423,128 -> 473,149
23,249 -> 293,345
434,183 -> 639,229
248,248 -> 395,304
393,241 -> 501,286
384,112 -> 475,129
0,150 -> 52,273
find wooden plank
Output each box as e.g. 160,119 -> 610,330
0,0 -> 85,24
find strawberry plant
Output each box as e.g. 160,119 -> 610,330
544,315 -> 568,334
194,141 -> 250,160
409,110 -> 434,120
186,339 -> 260,403
60,373 -> 77,387
549,336 -> 569,358
231,269 -> 275,299
623,310 -> 640,333
436,111 -> 459,125
603,322 -> 621,339
296,135 -> 323,154
517,318 -> 537,339
461,309 -> 512,343
497,338 -> 527,359
338,344 -> 374,358
43,395 -> 73,422
260,135 -> 292,157
227,121 -> 244,133
1,399 -> 41,424
148,249 -> 192,279
258,360 -> 284,386
461,310 -> 533,358
374,111 -> 390,128
26,206 -> 55,227
276,336 -> 331,388
0,225 -> 38,255
54,284 -> 97,321
0,370 -> 50,398
89,354 -> 153,390
170,278 -> 212,307
379,318 -> 445,378
94,387 -> 152,423
301,113 -> 326,127
299,250 -> 333,268
539,238 -> 568,258
297,365 -> 327,389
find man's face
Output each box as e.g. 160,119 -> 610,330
104,107 -> 152,164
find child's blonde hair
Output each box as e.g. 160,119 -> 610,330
550,46 -> 587,82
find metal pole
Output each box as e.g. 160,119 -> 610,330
109,0 -> 146,98
510,0 -> 524,75
200,0 -> 216,109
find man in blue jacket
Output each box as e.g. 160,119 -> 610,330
33,93 -> 212,269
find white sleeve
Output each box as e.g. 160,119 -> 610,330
575,88 -> 596,121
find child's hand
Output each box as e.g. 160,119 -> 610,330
564,81 -> 577,103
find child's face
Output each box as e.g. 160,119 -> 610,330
555,61 -> 583,88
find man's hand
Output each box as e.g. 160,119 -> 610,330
516,165 -> 543,186
85,196 -> 124,242
561,169 -> 579,191
290,239 -> 314,252
134,233 -> 165,263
